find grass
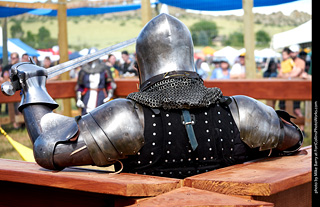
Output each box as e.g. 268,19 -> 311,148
6,12 -> 295,52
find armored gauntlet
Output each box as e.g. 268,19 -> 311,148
229,95 -> 303,154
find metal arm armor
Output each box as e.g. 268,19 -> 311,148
229,95 -> 303,154
78,98 -> 145,166
24,99 -> 144,170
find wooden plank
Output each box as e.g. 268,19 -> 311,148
184,146 -> 312,196
127,187 -> 273,207
0,1 -> 58,9
0,159 -> 182,197
253,182 -> 311,207
204,79 -> 312,100
0,79 -> 312,103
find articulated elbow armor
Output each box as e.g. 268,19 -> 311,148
35,99 -> 144,170
229,95 -> 303,154
78,99 -> 145,166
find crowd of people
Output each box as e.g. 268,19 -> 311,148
194,43 -> 311,127
0,44 -> 312,121
195,44 -> 311,82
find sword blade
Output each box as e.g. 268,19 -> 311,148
47,37 -> 137,79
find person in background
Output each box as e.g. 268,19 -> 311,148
32,56 -> 40,66
278,47 -> 295,78
106,54 -> 119,78
76,58 -> 116,115
210,58 -> 230,80
263,59 -> 278,78
43,56 -> 53,69
43,56 -> 59,81
21,53 -> 29,62
1,52 -> 21,128
230,53 -> 246,79
195,55 -> 210,80
1,52 -> 19,80
120,51 -> 138,77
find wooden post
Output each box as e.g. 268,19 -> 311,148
58,0 -> 72,117
141,0 -> 152,26
242,0 -> 256,79
1,17 -> 8,67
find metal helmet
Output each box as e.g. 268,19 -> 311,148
136,13 -> 196,90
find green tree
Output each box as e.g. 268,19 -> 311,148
23,31 -> 37,48
223,31 -> 244,47
37,26 -> 51,42
197,30 -> 209,46
10,21 -> 24,39
190,20 -> 218,46
256,30 -> 271,46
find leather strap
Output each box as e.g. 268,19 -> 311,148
182,109 -> 198,151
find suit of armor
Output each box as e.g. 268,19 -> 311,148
76,59 -> 116,115
9,14 -> 303,178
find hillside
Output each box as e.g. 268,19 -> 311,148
2,8 -> 311,51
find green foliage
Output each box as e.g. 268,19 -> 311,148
197,30 -> 209,46
10,20 -> 24,39
255,30 -> 271,46
21,26 -> 57,49
223,31 -> 244,47
190,20 -> 218,46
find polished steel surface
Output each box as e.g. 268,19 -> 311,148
89,99 -> 145,157
136,14 -> 195,85
231,95 -> 282,151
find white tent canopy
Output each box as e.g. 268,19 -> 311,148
213,46 -> 240,64
272,20 -> 312,50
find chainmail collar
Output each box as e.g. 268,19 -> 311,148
127,77 -> 222,110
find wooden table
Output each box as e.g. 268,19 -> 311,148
184,146 -> 312,206
0,146 -> 312,206
128,187 -> 273,207
0,159 -> 181,207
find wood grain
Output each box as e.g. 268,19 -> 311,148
127,187 -> 274,207
0,159 -> 182,197
184,146 -> 312,196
